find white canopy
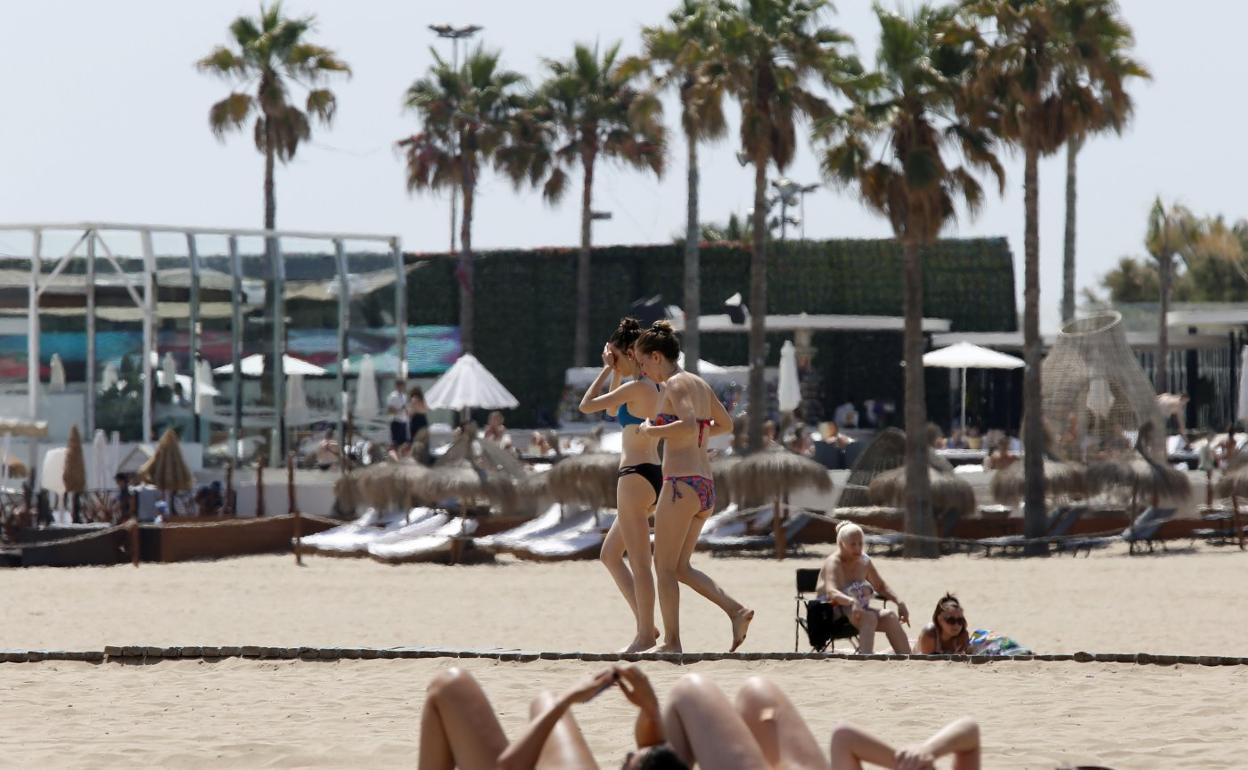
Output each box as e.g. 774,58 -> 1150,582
214,353 -> 327,377
354,354 -> 380,421
922,342 -> 1024,370
922,342 -> 1023,432
1238,346 -> 1248,423
49,353 -> 66,392
425,354 -> 518,411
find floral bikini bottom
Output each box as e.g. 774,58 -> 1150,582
664,474 -> 716,514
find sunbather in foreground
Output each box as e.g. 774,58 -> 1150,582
419,665 -> 838,769
829,718 -> 980,770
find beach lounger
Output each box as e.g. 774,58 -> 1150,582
977,506 -> 1085,557
509,511 -> 616,562
703,511 -> 810,556
793,568 -> 857,653
1063,507 -> 1177,557
367,516 -> 487,564
474,504 -> 594,555
300,508 -> 425,557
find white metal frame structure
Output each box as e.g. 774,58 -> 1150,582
1,222 -> 405,463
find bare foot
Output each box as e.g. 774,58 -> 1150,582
620,630 -> 660,654
730,608 -> 754,652
646,641 -> 682,654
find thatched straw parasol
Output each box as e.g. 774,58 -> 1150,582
63,425 -> 87,519
425,459 -> 490,505
3,454 -> 28,479
347,462 -> 400,510
838,429 -> 905,509
1213,465 -> 1247,550
1086,457 -> 1191,505
726,447 -> 834,559
333,470 -> 361,514
990,459 -> 1087,506
710,454 -> 742,510
137,428 -> 194,494
0,417 -> 49,439
544,453 -> 620,509
391,460 -> 432,510
868,464 -> 976,521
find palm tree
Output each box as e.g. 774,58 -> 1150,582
960,0 -> 1138,552
1058,2 -> 1150,322
820,4 -> 1002,557
398,46 -> 526,355
1145,199 -> 1197,393
500,42 -> 665,367
632,0 -> 732,375
716,0 -> 861,450
197,3 -> 350,232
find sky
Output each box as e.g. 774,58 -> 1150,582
0,1 -> 1243,333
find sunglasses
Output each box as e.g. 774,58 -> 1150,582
941,615 -> 965,626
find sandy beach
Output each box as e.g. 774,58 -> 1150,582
2,543 -> 1246,768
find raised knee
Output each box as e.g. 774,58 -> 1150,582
669,673 -> 711,705
427,667 -> 474,699
735,676 -> 779,710
829,722 -> 861,751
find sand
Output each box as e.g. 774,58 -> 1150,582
1,542 -> 1246,768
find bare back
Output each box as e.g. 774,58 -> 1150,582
654,372 -> 729,478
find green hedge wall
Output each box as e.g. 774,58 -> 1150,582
402,237 -> 1016,426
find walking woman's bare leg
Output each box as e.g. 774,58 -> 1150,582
600,513 -> 638,620
662,674 -> 771,770
418,668 -> 509,770
673,503 -> 754,651
650,481 -> 700,652
617,474 -> 659,652
528,691 -> 601,770
735,677 -> 829,770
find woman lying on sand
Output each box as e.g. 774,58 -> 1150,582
418,665 -> 980,770
817,522 -> 911,654
916,594 -> 1032,657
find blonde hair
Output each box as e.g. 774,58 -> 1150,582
836,520 -> 863,546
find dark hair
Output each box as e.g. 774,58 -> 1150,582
409,385 -> 424,399
610,317 -> 644,351
931,593 -> 969,653
623,745 -> 689,770
634,320 -> 681,361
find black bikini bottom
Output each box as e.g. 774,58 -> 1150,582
618,462 -> 663,504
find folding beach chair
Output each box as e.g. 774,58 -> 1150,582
794,568 -> 858,652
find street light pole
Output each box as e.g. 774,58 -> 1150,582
429,23 -> 483,255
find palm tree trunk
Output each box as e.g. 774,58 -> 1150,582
747,158 -> 769,452
262,123 -> 278,408
459,154 -> 475,355
902,237 -> 936,558
574,151 -> 595,367
264,133 -> 276,230
683,132 -> 701,376
1022,143 -> 1047,555
1061,137 -> 1080,324
1156,255 -> 1171,393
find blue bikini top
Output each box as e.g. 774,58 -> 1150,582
616,380 -> 659,427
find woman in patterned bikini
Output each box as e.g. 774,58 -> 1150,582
579,317 -> 664,653
635,321 -> 753,653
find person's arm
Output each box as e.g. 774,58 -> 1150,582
865,561 -> 908,624
639,378 -> 698,441
706,391 -> 734,437
615,665 -> 664,749
895,718 -> 980,770
816,557 -> 855,606
497,670 -> 616,770
915,625 -> 937,654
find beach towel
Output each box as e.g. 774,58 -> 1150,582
968,628 -> 1032,656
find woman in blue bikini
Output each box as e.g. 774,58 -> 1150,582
635,321 -> 753,653
579,317 -> 664,652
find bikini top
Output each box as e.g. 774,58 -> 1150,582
616,381 -> 659,427
653,413 -> 713,447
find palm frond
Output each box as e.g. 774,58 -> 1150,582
208,93 -> 254,137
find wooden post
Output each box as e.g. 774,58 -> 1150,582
129,517 -> 140,568
1233,493 -> 1244,551
255,462 -> 266,518
1206,468 -> 1213,509
224,459 -> 235,516
288,451 -> 302,566
773,496 -> 786,560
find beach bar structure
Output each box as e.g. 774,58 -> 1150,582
0,222 -> 405,465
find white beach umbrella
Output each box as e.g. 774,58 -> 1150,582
286,372 -> 311,425
49,353 -> 66,392
778,340 -> 802,415
195,359 -> 217,415
213,353 -> 327,377
354,354 -> 380,420
425,353 -> 519,411
161,352 -> 178,394
101,361 -> 120,391
91,429 -> 109,489
1238,345 -> 1248,424
922,342 -> 1025,431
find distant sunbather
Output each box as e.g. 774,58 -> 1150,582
816,522 -> 911,654
916,594 -> 1031,657
829,717 -> 981,769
